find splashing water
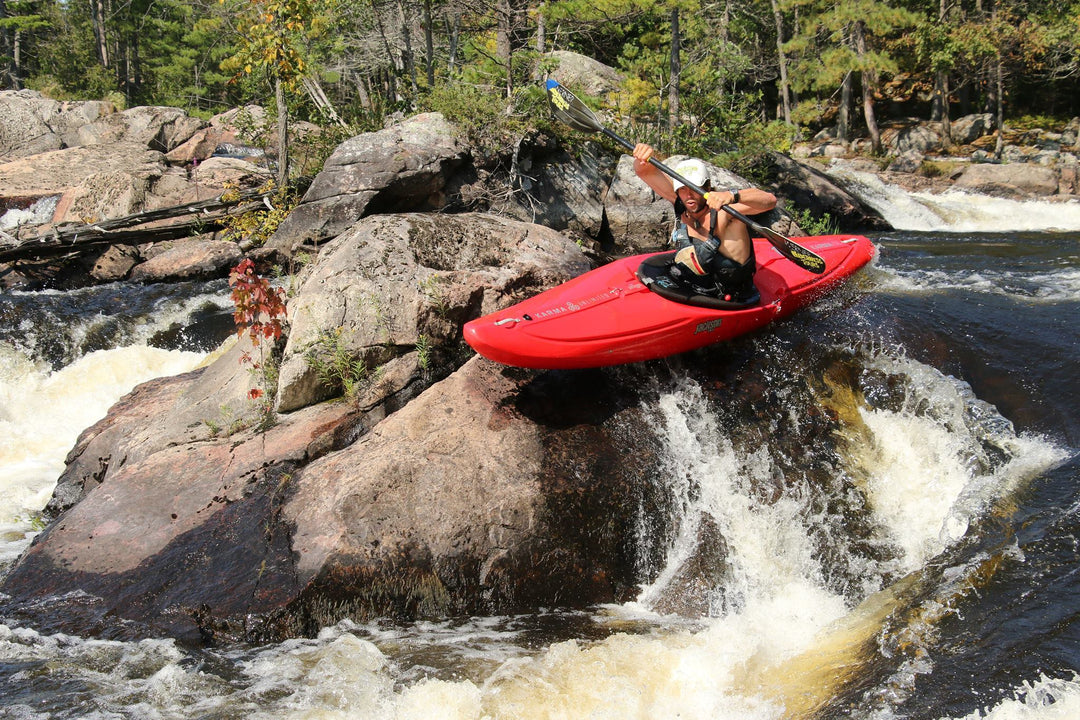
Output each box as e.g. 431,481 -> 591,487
823,162 -> 1080,233
0,344 -> 206,565
0,267 -> 1073,719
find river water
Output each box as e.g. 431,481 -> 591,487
0,178 -> 1078,719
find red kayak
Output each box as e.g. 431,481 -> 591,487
463,235 -> 876,369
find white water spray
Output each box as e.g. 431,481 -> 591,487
0,340 -> 1071,718
0,344 -> 206,564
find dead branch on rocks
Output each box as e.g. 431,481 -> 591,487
0,187 -> 275,263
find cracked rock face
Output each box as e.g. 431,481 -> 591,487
274,212 -> 589,413
2,210 -> 661,643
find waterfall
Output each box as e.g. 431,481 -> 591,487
823,160 -> 1080,232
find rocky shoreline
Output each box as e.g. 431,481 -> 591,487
2,81 -> 1077,643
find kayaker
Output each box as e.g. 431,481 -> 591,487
632,143 -> 777,302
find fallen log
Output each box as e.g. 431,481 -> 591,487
0,188 -> 268,262
0,200 -> 266,262
0,176 -> 311,265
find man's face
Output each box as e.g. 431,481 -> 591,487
677,185 -> 704,212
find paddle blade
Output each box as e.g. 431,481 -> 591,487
778,237 -> 827,273
545,79 -> 604,134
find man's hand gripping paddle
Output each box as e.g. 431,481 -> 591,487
545,79 -> 826,274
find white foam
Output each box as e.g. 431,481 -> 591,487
938,675 -> 1080,719
824,162 -> 1080,232
873,265 -> 1080,302
0,336 -> 1071,720
0,196 -> 59,232
0,344 -> 205,562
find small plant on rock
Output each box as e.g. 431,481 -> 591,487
306,326 -> 368,402
229,258 -> 288,429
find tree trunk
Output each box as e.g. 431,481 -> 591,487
838,71 -> 852,142
853,21 -> 881,153
371,0 -> 398,101
445,7 -> 461,73
275,76 -> 289,188
0,187 -> 281,264
12,28 -> 21,89
397,0 -> 418,106
92,0 -> 110,70
770,0 -> 792,125
669,7 -> 680,131
422,0 -> 435,86
931,0 -> 952,146
536,0 -> 546,53
994,60 -> 1005,159
496,0 -> 513,97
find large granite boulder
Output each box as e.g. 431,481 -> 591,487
128,239 -> 244,283
950,113 -> 995,145
604,154 -> 674,251
76,105 -> 205,152
0,211 -> 662,642
486,138 -> 610,249
758,152 -> 891,231
953,162 -> 1061,197
275,212 -> 590,412
266,113 -> 467,254
0,143 -> 167,218
542,50 -> 623,96
0,90 -> 116,162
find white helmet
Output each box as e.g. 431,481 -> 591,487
671,158 -> 710,191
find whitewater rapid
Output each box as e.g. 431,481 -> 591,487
823,161 -> 1080,233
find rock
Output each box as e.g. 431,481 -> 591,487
950,113 -> 995,145
2,317 -> 658,643
953,162 -> 1060,197
541,50 -> 623,96
887,150 -> 924,174
76,105 -> 205,153
128,239 -> 243,282
814,142 -> 850,158
43,336 -> 265,517
89,244 -> 141,282
275,212 -> 589,413
273,358 -> 654,638
646,515 -> 730,617
188,156 -> 271,188
757,152 -> 891,231
1059,163 -> 1079,195
165,106 -> 267,165
0,89 -> 116,162
604,154 -> 673,251
0,143 -> 167,221
489,140 -> 609,245
266,113 -> 466,255
5,352 -> 365,640
884,124 -> 942,154
165,127 -> 231,165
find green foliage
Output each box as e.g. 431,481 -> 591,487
1010,114 -> 1071,132
787,206 -> 839,236
416,334 -> 432,372
306,327 -> 368,401
9,0 -> 1080,160
418,79 -> 544,159
220,0 -> 334,88
219,182 -> 300,248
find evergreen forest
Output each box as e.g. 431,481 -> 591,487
2,0 -> 1078,163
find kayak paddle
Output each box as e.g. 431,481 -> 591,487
544,79 -> 826,274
